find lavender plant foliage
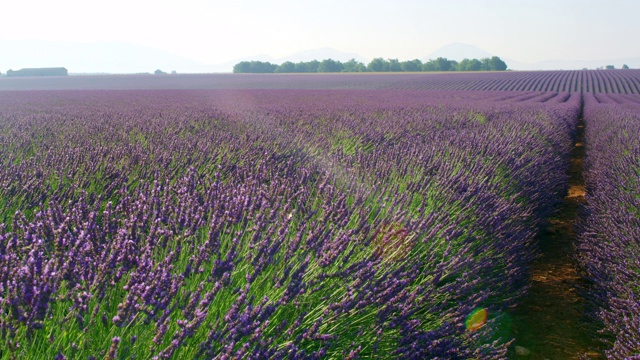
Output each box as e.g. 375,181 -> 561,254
0,89 -> 578,358
578,93 -> 640,359
0,70 -> 639,93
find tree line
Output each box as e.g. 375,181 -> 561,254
233,56 -> 508,73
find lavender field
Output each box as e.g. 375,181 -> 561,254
578,93 -> 640,359
0,71 -> 639,358
1,70 -> 640,93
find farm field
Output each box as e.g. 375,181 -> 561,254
1,70 -> 640,93
578,93 -> 640,359
0,71 -> 639,359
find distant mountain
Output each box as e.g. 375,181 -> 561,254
212,47 -> 368,72
506,58 -> 640,71
422,43 -> 640,70
0,39 -> 221,74
0,40 -> 369,74
425,43 -> 494,62
3,39 -> 637,74
278,47 -> 367,64
221,47 -> 365,66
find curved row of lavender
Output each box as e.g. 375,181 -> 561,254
383,70 -> 640,94
578,93 -> 640,358
0,90 -> 579,358
1,70 -> 639,94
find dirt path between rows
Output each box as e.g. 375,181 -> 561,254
508,113 -> 603,359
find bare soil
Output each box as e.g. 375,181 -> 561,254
508,122 -> 604,359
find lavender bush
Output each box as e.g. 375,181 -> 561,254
1,70 -> 639,94
578,93 -> 640,358
0,89 -> 578,358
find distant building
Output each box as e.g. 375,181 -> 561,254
6,67 -> 68,77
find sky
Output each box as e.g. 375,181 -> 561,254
1,0 -> 639,72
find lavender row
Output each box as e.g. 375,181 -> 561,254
578,93 -> 640,358
1,70 -> 640,94
0,90 -> 579,358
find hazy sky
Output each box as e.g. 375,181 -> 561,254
2,0 -> 639,67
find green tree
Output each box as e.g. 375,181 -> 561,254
467,58 -> 483,71
233,61 -> 251,73
480,58 -> 489,71
622,64 -> 630,69
433,57 -> 451,71
233,55 -> 508,74
318,59 -> 344,73
387,58 -> 402,72
457,58 -> 470,71
367,57 -> 389,72
233,61 -> 277,73
342,58 -> 367,72
422,59 -> 437,71
400,59 -> 422,72
275,61 -> 296,73
305,60 -> 320,73
257,61 -> 278,73
293,62 -> 309,73
487,56 -> 507,71
458,58 -> 482,71
423,57 -> 456,71
605,65 -> 615,70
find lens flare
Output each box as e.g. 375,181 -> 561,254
372,222 -> 414,262
465,308 -> 488,332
